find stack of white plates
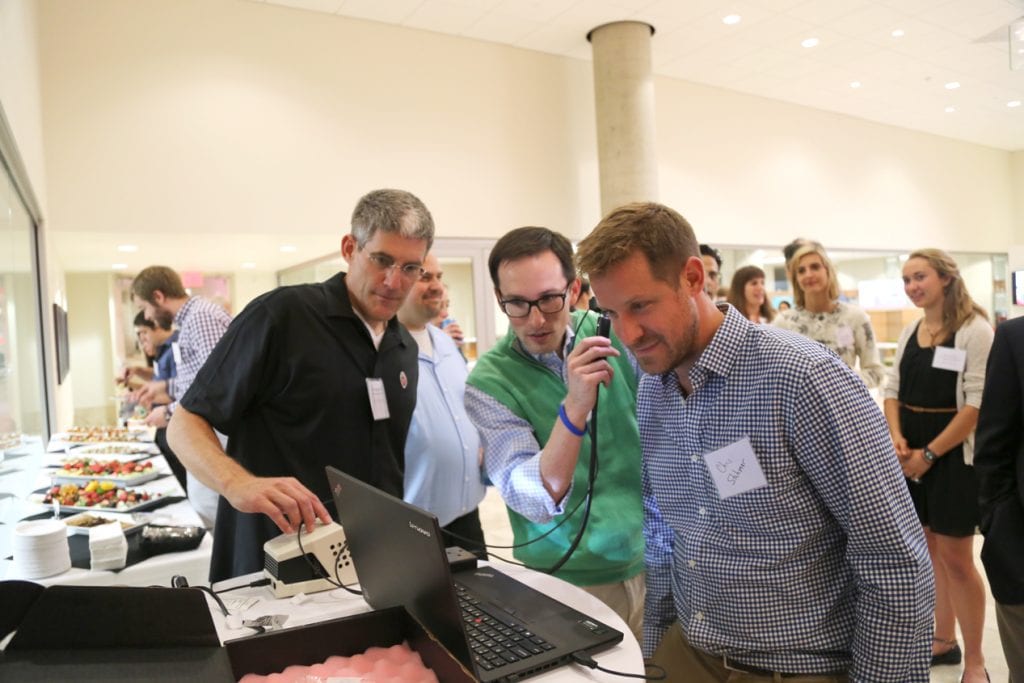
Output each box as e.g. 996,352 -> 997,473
12,519 -> 72,579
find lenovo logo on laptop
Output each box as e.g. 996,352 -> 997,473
409,521 -> 431,538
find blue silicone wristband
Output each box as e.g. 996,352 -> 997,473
558,403 -> 587,437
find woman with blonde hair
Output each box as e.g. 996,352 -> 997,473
883,249 -> 993,682
727,265 -> 775,323
773,242 -> 885,387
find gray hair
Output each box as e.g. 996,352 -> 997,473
351,189 -> 435,250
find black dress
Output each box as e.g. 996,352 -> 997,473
898,322 -> 979,536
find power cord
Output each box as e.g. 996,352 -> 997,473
571,651 -> 667,680
170,574 -> 268,632
295,521 -> 362,596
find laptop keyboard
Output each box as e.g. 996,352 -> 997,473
455,583 -> 556,672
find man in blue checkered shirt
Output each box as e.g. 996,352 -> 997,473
576,203 -> 933,682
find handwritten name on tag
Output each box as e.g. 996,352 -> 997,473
932,346 -> 966,373
703,437 -> 768,500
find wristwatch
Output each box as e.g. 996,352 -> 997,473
922,447 -> 938,464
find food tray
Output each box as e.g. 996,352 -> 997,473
50,458 -> 161,486
71,442 -> 161,456
31,484 -> 180,514
63,511 -> 147,536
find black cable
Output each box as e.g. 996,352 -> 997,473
571,652 -> 667,680
295,520 -> 362,595
214,578 -> 271,594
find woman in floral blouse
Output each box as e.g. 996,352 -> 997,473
773,242 -> 885,388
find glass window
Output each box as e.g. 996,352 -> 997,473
0,160 -> 47,439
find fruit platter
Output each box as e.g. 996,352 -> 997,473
35,481 -> 168,513
51,457 -> 161,485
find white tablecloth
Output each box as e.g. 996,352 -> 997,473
209,559 -> 645,681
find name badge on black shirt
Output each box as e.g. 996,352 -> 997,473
367,378 -> 390,420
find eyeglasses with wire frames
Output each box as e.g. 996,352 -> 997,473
365,252 -> 425,281
498,285 -> 571,318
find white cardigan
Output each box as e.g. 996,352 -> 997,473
883,314 -> 994,465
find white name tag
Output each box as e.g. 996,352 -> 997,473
171,341 -> 183,367
703,437 -> 768,500
366,378 -> 390,421
932,346 -> 966,373
836,325 -> 854,348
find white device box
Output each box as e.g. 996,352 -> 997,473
262,521 -> 358,598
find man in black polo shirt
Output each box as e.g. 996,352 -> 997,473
168,188 -> 434,581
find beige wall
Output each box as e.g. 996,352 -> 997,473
66,273 -> 117,425
36,0 -> 1017,255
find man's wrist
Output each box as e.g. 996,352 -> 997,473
558,403 -> 587,437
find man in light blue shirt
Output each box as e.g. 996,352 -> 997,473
398,252 -> 487,556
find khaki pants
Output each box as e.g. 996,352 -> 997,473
997,601 -> 1024,683
580,572 -> 645,645
650,622 -> 849,683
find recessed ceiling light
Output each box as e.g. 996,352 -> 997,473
944,81 -> 960,90
891,29 -> 905,38
801,37 -> 819,48
944,106 -> 956,113
850,81 -> 862,89
112,263 -> 128,270
241,262 -> 257,269
116,244 -> 138,253
1009,100 -> 1022,108
279,245 -> 298,253
722,14 -> 741,25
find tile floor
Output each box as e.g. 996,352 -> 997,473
477,488 -> 1010,682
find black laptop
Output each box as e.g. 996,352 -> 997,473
326,466 -> 624,682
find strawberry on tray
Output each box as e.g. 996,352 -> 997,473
51,457 -> 161,486
41,481 -> 163,511
60,457 -> 154,478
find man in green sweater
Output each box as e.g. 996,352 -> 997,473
465,227 -> 645,640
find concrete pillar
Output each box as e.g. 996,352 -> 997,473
588,21 -> 658,217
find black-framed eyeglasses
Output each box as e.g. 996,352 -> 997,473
366,252 -> 425,281
499,286 -> 570,318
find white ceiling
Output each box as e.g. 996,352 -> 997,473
257,0 -> 1024,151
51,0 -> 1024,275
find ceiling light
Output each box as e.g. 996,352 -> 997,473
116,244 -> 138,253
1009,100 -> 1022,108
944,81 -> 960,90
850,81 -> 862,89
801,37 -> 819,48
944,106 -> 956,113
241,262 -> 257,269
279,244 -> 298,253
891,29 -> 905,38
722,14 -> 741,25
112,263 -> 127,270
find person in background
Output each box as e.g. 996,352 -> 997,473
577,202 -> 932,682
126,311 -> 187,490
726,265 -> 775,324
431,285 -> 466,351
883,248 -> 993,683
774,243 -> 884,388
120,311 -> 178,388
974,316 -> 1024,681
168,188 -> 432,582
575,278 -> 594,311
131,265 -> 230,525
698,244 -> 721,299
782,237 -> 821,268
777,300 -> 792,312
464,226 -> 645,642
398,253 -> 487,557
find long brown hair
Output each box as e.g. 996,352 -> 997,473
907,248 -> 987,337
728,265 -> 775,322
